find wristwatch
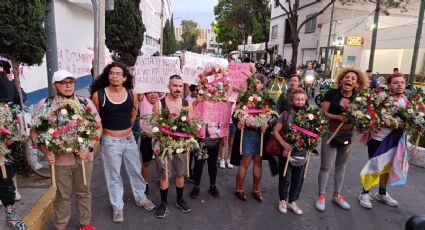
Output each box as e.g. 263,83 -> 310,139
88,147 -> 94,152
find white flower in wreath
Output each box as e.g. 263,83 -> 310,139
419,112 -> 425,117
366,114 -> 371,119
307,114 -> 314,120
207,93 -> 212,97
48,128 -> 55,134
257,96 -> 262,102
172,126 -> 177,131
248,96 -> 254,102
78,137 -> 84,143
176,148 -> 184,154
72,114 -> 79,120
181,116 -> 187,122
45,140 -> 50,145
242,105 -> 247,110
66,148 -> 73,153
198,89 -> 204,95
356,97 -> 362,102
152,127 -> 159,133
408,109 -> 414,114
86,130 -> 91,135
61,109 -> 68,115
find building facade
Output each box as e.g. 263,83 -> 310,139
269,0 -> 421,66
140,0 -> 172,56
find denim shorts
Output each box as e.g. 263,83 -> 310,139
241,129 -> 260,156
229,123 -> 236,138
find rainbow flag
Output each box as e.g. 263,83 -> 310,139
360,130 -> 409,191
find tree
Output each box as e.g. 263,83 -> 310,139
106,0 -> 145,66
181,20 -> 200,51
213,0 -> 271,57
0,0 -> 47,105
276,0 -> 335,66
163,19 -> 172,55
170,14 -> 177,53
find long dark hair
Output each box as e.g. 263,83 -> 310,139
89,62 -> 134,96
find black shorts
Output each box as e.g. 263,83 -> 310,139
367,139 -> 382,159
140,136 -> 154,163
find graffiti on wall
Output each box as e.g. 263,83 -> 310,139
57,47 -> 94,76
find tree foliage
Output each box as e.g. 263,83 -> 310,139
181,20 -> 200,51
213,0 -> 271,55
163,15 -> 178,55
106,0 -> 145,66
0,0 -> 47,104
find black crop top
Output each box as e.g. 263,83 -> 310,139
98,88 -> 133,130
323,89 -> 352,115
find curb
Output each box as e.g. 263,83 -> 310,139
23,186 -> 55,230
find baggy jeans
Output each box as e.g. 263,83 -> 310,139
101,135 -> 147,210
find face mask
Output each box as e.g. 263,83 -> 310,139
292,105 -> 306,112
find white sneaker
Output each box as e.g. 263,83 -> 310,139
287,202 -> 303,215
219,159 -> 226,169
227,160 -> 233,169
358,193 -> 372,209
374,193 -> 398,207
136,198 -> 155,210
0,200 -> 2,207
112,209 -> 124,223
278,200 -> 287,213
15,190 -> 21,201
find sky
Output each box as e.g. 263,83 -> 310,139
171,0 -> 218,27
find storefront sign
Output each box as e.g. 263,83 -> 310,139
335,36 -> 344,47
345,36 -> 364,46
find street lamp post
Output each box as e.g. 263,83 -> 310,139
160,0 -> 164,55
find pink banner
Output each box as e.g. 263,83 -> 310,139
228,63 -> 255,90
244,109 -> 266,114
160,128 -> 194,138
291,124 -> 320,139
193,101 -> 232,138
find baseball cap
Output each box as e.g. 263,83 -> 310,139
52,70 -> 75,83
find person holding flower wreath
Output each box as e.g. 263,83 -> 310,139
358,72 -> 409,209
315,67 -> 368,211
154,75 -> 192,218
137,91 -> 161,195
32,70 -> 102,230
232,74 -> 272,202
273,88 -> 309,215
90,63 -> 155,223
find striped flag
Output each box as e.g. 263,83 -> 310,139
360,130 -> 409,191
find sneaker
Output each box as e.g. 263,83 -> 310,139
208,185 -> 220,198
112,209 -> 124,223
0,200 -> 2,207
332,194 -> 351,210
315,195 -> 325,211
155,202 -> 168,218
374,193 -> 398,207
176,199 -> 191,213
227,160 -> 233,169
5,205 -> 27,229
278,200 -> 287,213
219,159 -> 225,169
287,202 -> 303,215
15,190 -> 22,201
136,197 -> 155,210
190,186 -> 200,199
80,224 -> 96,230
358,193 -> 372,209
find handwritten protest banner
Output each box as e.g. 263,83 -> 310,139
134,57 -> 181,93
184,52 -> 228,69
193,101 -> 232,138
181,65 -> 204,85
228,63 -> 255,91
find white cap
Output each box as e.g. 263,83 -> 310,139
52,70 -> 75,83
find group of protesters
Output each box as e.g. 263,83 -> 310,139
0,59 -> 416,230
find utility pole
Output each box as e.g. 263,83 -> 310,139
45,0 -> 58,97
160,0 -> 164,55
98,0 -> 106,75
368,0 -> 380,71
409,0 -> 425,84
91,0 -> 99,78
324,0 -> 335,80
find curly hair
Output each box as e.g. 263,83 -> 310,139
89,62 -> 134,96
334,66 -> 369,90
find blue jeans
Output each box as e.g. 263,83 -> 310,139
101,135 -> 147,210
